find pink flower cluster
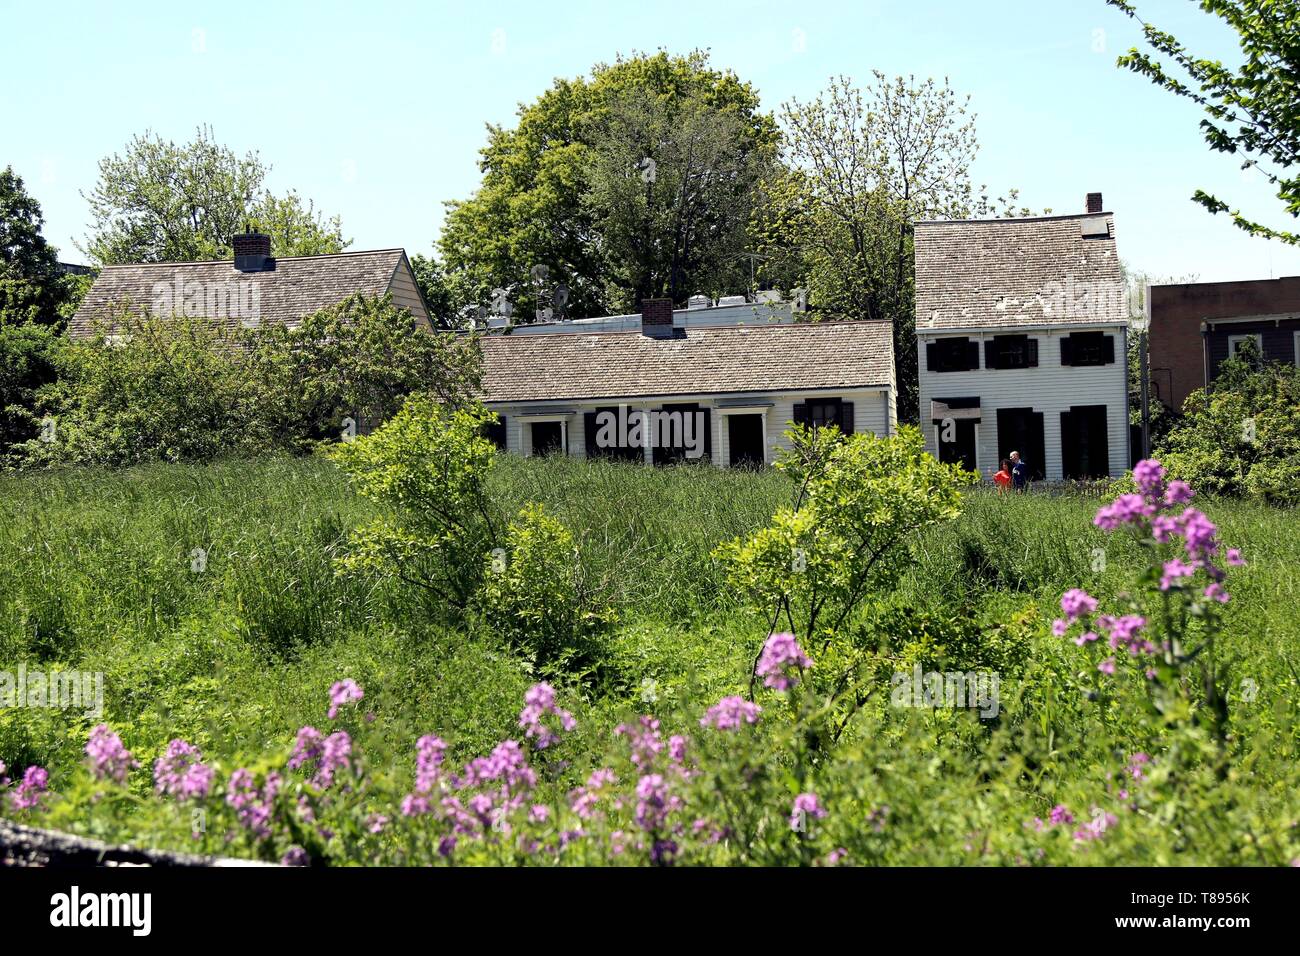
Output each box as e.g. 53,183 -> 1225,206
756,632 -> 813,691
327,679 -> 364,720
569,768 -> 618,820
153,739 -> 214,801
1095,459 -> 1245,604
226,768 -> 282,838
615,715 -> 665,769
790,792 -> 827,830
7,765 -> 48,811
700,696 -> 762,731
518,682 -> 576,750
85,724 -> 138,784
288,726 -> 353,789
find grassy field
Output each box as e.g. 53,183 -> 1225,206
2,453 -> 1298,864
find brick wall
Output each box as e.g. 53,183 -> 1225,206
1149,276 -> 1300,411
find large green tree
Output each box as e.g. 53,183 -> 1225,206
83,126 -> 350,264
1108,0 -> 1299,243
0,166 -> 69,325
438,51 -> 778,320
777,74 -> 1038,423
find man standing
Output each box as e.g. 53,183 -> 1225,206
1010,450 -> 1029,491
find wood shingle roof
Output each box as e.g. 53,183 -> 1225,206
479,320 -> 895,403
914,213 -> 1125,332
68,249 -> 410,338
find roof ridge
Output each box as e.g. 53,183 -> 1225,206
98,248 -> 406,269
915,212 -> 1114,226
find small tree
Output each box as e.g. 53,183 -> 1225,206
330,397 -> 501,611
715,425 -> 972,696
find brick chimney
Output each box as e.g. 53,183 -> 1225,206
232,226 -> 274,272
1086,192 -> 1104,214
640,298 -> 675,338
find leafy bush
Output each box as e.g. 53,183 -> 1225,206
0,322 -> 63,462
330,396 -> 501,612
21,313 -> 272,467
16,295 -> 479,468
1158,345 -> 1300,505
477,502 -> 615,670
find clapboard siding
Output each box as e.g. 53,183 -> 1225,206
492,388 -> 891,466
386,257 -> 433,328
917,327 -> 1129,479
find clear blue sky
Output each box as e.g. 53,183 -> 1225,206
3,0 -> 1297,284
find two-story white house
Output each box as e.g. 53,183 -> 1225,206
914,193 -> 1129,481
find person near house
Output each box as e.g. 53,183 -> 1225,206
994,459 -> 1013,493
1010,451 -> 1029,491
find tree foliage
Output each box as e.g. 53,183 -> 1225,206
1158,341 -> 1300,504
82,126 -> 349,264
439,51 -> 778,320
1108,0 -> 1300,243
0,166 -> 74,326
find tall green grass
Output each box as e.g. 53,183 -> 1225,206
1,453 -> 1296,783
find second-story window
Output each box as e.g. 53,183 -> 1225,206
1060,331 -> 1115,366
985,334 -> 1038,370
926,337 -> 980,372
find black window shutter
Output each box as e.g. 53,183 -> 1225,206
985,339 -> 999,370
966,339 -> 980,370
839,401 -> 855,434
1060,336 -> 1073,366
792,402 -> 811,426
1102,335 -> 1115,364
583,412 -> 600,458
926,342 -> 938,372
1027,338 -> 1038,367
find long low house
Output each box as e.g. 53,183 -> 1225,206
914,193 -> 1131,481
479,299 -> 897,467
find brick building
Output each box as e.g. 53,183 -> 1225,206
1148,276 -> 1300,411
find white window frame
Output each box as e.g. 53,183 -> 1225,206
1227,333 -> 1263,362
521,415 -> 570,457
1293,330 -> 1300,367
716,405 -> 771,468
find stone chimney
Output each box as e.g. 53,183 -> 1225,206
1086,192 -> 1104,214
232,226 -> 274,272
640,298 -> 675,338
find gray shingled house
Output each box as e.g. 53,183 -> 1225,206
69,231 -> 432,339
478,299 -> 897,467
914,193 -> 1130,482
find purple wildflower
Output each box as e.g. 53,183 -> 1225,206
756,632 -> 813,691
9,766 -> 48,811
327,679 -> 364,720
281,846 -> 309,867
790,792 -> 827,830
1060,588 -> 1098,621
615,716 -> 664,769
85,725 -> 138,784
700,695 -> 762,731
1049,804 -> 1075,825
153,739 -> 214,801
226,769 -> 281,839
518,682 -> 576,750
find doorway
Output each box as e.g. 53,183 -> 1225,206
529,421 -> 564,456
996,407 -> 1045,481
1061,405 -> 1110,479
936,419 -> 977,474
727,414 -> 766,468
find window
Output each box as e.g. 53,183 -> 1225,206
1294,331 -> 1300,367
926,337 -> 980,373
1228,333 -> 1263,367
1060,332 -> 1115,367
793,397 -> 854,434
984,335 -> 1038,370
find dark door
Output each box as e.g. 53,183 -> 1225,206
936,419 -> 977,473
996,408 -> 1045,481
1061,405 -> 1110,479
530,421 -> 563,456
651,404 -> 711,465
728,414 -> 766,468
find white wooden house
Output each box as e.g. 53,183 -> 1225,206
914,194 -> 1129,481
478,299 -> 897,466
